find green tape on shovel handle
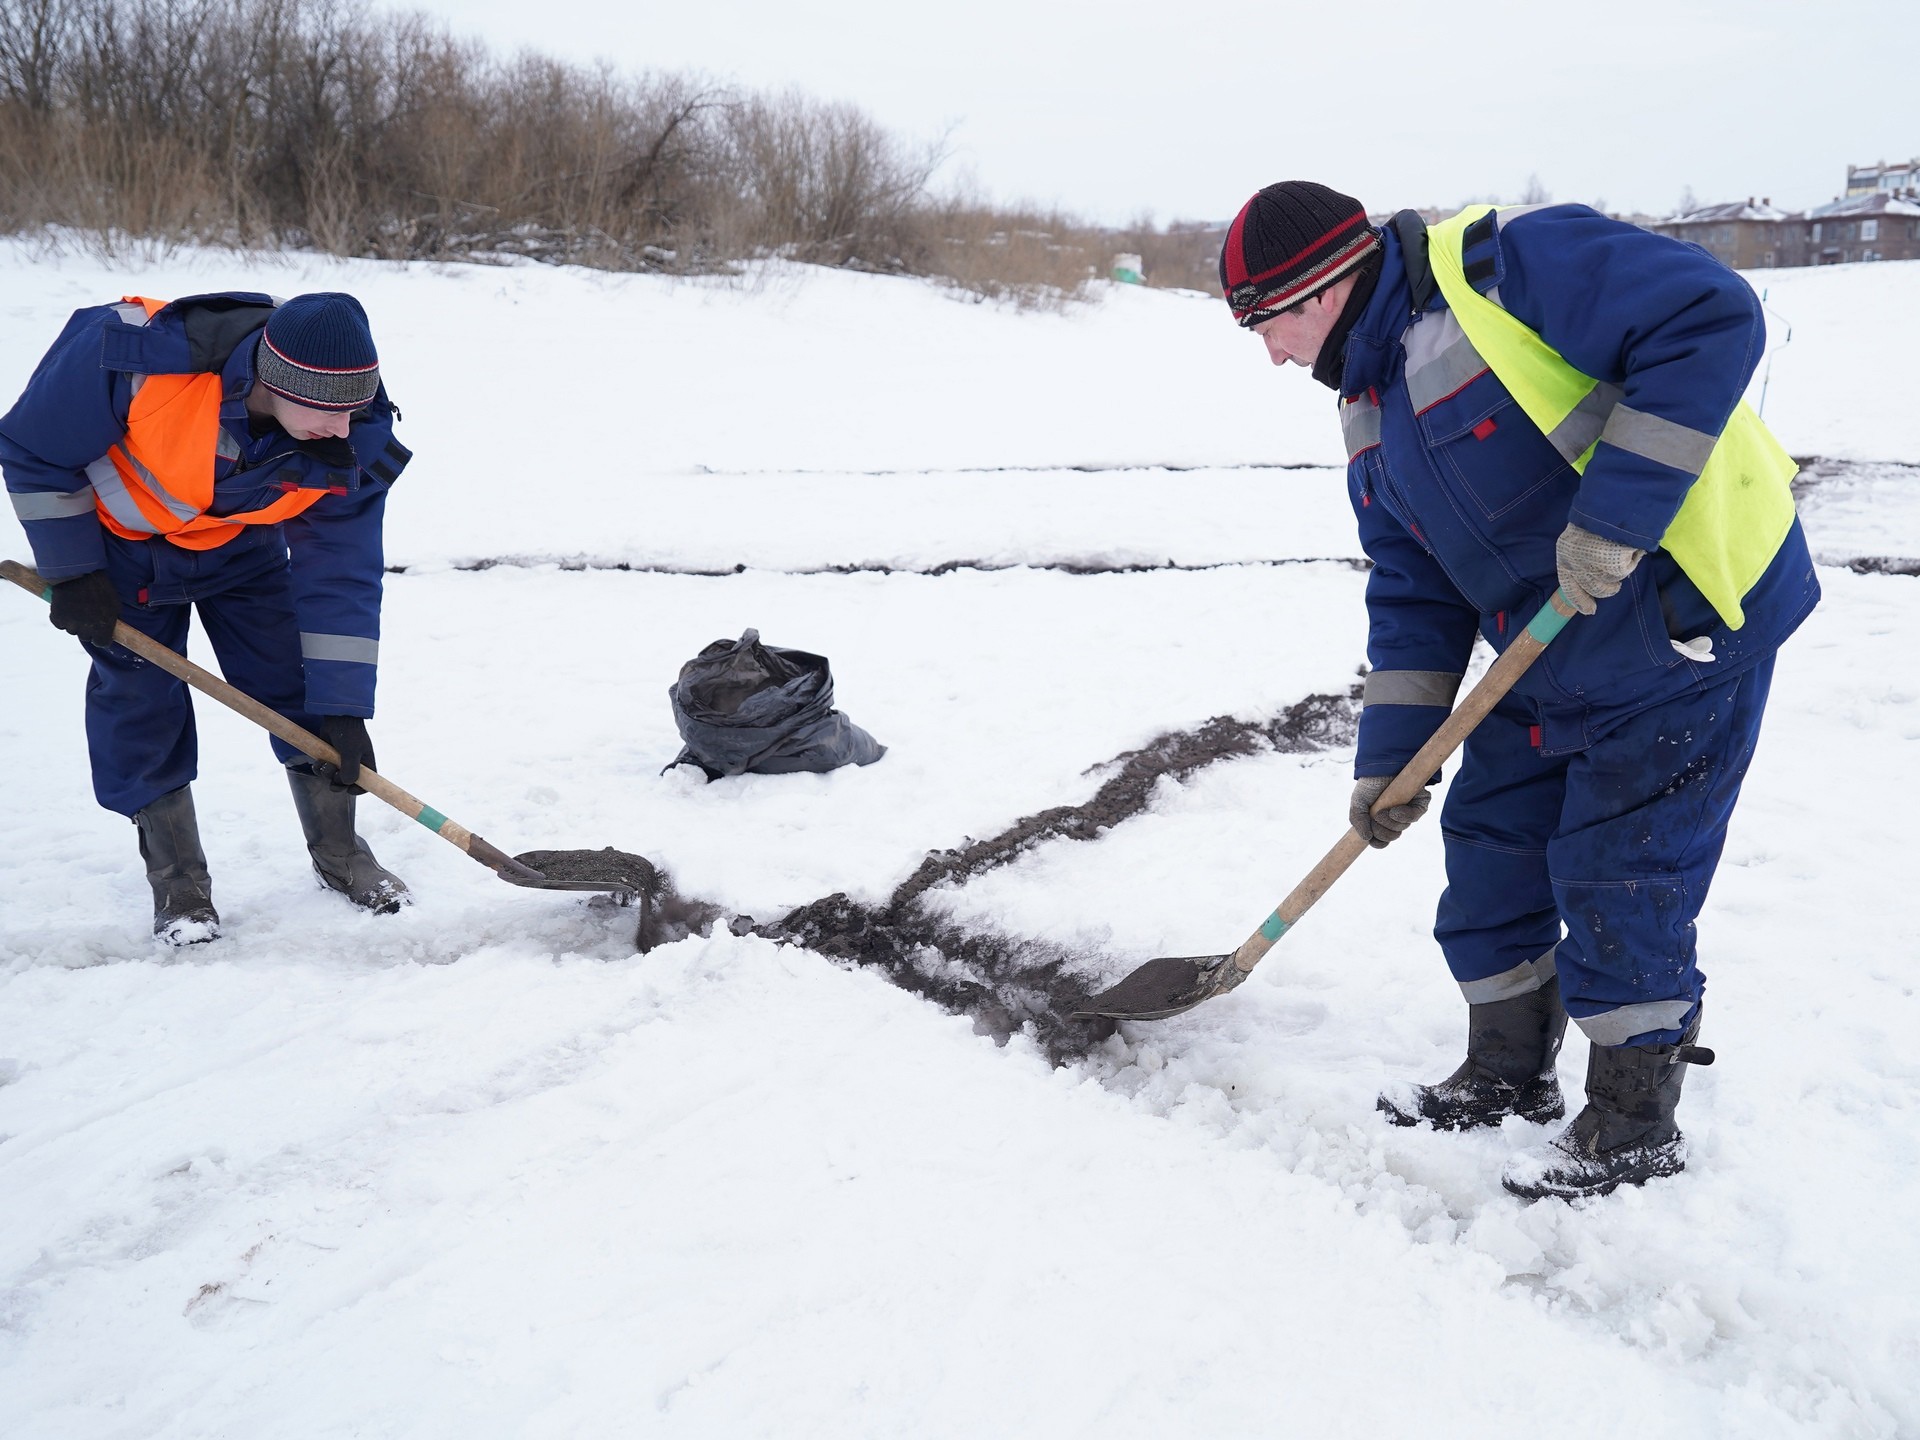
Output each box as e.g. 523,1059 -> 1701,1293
415,805 -> 449,834
1260,911 -> 1292,942
1526,593 -> 1574,644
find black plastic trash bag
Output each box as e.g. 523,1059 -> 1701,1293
665,628 -> 887,781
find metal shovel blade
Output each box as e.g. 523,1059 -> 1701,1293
1066,952 -> 1248,1022
503,847 -> 660,896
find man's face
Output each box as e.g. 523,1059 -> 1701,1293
1250,285 -> 1344,369
263,392 -> 352,441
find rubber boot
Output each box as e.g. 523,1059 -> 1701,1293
286,766 -> 410,914
134,785 -> 220,945
1377,982 -> 1568,1130
1502,1014 -> 1714,1201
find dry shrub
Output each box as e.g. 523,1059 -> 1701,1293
907,197 -> 1100,310
717,89 -> 939,268
1106,215 -> 1226,294
0,0 -> 1224,307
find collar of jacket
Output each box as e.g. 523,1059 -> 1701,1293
1309,246 -> 1384,390
1337,223 -> 1421,401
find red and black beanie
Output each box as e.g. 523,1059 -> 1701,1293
1219,181 -> 1379,328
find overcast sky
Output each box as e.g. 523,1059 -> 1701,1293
401,0 -> 1915,225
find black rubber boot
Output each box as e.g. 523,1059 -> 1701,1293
134,785 -> 220,945
1378,983 -> 1568,1131
1502,1015 -> 1714,1201
286,766 -> 410,914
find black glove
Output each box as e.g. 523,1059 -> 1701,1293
315,715 -> 376,792
48,570 -> 124,647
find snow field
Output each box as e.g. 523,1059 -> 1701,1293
2,244 -> 1919,1436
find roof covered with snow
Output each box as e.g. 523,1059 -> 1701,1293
1811,190 -> 1920,219
1666,199 -> 1795,224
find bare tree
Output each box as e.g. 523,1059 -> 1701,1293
0,0 -> 1103,303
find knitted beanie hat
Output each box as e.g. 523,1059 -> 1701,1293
1219,181 -> 1379,328
254,292 -> 380,412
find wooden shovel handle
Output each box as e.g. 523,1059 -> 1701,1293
1,558 -> 531,877
1226,590 -> 1579,976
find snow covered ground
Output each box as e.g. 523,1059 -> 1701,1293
2,242 -> 1918,1437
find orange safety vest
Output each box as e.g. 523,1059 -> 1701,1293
86,295 -> 334,552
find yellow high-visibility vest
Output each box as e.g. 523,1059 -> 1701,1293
1424,205 -> 1796,628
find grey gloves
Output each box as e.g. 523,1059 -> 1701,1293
1556,523 -> 1645,616
1350,775 -> 1431,849
48,570 -> 123,647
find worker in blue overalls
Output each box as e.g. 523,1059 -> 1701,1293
1219,182 -> 1818,1199
3,292 -> 414,942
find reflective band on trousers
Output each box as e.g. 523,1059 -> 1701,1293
1341,396 -> 1382,458
1457,945 -> 1558,1005
1403,310 -> 1490,415
300,632 -> 379,665
1574,999 -> 1696,1047
10,486 -> 98,522
1363,669 -> 1464,708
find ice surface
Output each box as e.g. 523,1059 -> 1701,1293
2,244 -> 1918,1437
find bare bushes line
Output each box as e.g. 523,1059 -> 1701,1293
0,0 -> 1220,306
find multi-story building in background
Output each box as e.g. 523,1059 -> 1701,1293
1649,199 -> 1801,268
1804,192 -> 1920,264
1648,159 -> 1920,269
1847,158 -> 1920,196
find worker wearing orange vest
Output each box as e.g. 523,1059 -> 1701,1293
2,291 -> 415,942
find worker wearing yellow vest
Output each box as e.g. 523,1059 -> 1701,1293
2,292 -> 416,942
1220,182 -> 1820,1200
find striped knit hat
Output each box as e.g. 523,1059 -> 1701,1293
1219,181 -> 1379,328
254,292 -> 380,412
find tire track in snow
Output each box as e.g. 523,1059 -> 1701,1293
395,555 -> 1371,579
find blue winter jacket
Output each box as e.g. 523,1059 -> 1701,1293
1342,206 -> 1820,776
1,293 -> 410,717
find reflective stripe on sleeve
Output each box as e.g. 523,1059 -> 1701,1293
1544,382 -> 1624,465
10,486 -> 98,521
1457,946 -> 1558,1005
300,632 -> 379,665
1362,669 -> 1464,708
1599,404 -> 1718,477
1574,999 -> 1696,1046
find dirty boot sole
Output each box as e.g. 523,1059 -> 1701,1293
1502,1133 -> 1688,1201
1377,1071 -> 1565,1132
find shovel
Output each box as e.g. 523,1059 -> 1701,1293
4,558 -> 657,901
1069,591 -> 1579,1023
